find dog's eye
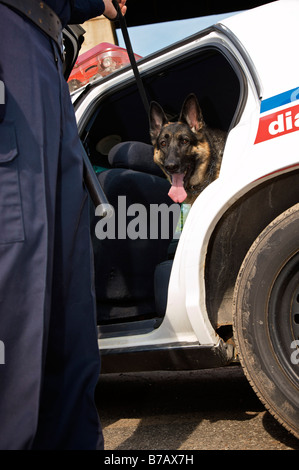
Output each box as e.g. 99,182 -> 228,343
160,140 -> 166,147
182,139 -> 189,145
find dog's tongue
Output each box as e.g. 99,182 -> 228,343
168,173 -> 187,203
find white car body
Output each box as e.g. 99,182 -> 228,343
73,0 -> 299,437
76,0 -> 299,350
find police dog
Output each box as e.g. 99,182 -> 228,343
149,94 -> 227,204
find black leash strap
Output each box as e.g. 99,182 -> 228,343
112,0 -> 150,116
84,1 -> 150,208
80,141 -> 113,214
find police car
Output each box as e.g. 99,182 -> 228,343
68,1 -> 299,439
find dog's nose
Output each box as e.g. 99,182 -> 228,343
165,162 -> 180,173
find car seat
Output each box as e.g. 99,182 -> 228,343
91,141 -> 178,324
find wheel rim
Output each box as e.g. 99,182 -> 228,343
268,251 -> 299,388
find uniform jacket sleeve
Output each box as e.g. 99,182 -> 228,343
69,0 -> 105,24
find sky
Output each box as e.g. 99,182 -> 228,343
115,11 -> 240,58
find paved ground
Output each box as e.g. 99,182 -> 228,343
95,366 -> 299,451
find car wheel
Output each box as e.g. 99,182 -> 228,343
233,203 -> 299,439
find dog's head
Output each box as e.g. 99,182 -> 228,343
149,94 -> 209,203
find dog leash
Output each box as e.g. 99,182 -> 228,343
82,1 -> 151,209
112,0 -> 150,116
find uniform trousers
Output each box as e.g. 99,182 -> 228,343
0,4 -> 103,450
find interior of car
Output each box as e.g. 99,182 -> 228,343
80,45 -> 243,335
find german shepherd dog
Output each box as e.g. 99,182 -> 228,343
149,94 -> 227,204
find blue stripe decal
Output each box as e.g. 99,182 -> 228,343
261,87 -> 299,113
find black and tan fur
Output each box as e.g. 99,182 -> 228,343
149,94 -> 227,204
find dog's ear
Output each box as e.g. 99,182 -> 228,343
149,101 -> 168,144
180,94 -> 204,132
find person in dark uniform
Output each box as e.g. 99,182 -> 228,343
0,0 -> 127,450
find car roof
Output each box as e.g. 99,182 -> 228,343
220,0 -> 299,100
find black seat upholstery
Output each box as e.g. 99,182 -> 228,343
108,141 -> 165,177
91,142 -> 178,324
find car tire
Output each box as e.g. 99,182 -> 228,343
233,203 -> 299,439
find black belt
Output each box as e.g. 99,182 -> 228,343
0,0 -> 64,60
